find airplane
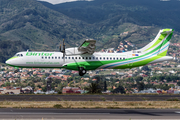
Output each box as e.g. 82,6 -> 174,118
6,29 -> 176,76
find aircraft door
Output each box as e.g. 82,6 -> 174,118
128,54 -> 133,67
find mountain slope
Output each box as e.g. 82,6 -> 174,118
0,0 -> 94,51
40,0 -> 180,31
0,0 -> 180,63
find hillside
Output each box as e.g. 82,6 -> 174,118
0,0 -> 94,50
0,0 -> 180,63
40,0 -> 180,30
39,0 -> 180,48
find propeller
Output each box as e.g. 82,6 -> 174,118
63,39 -> 65,62
59,39 -> 66,63
59,44 -> 61,52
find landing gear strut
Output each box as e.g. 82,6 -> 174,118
79,67 -> 86,76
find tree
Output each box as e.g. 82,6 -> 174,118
135,76 -> 143,82
141,66 -> 150,71
157,76 -> 165,81
5,82 -> 10,87
37,84 -> 41,88
165,76 -> 171,82
56,83 -> 65,92
67,77 -> 73,82
177,81 -> 180,86
42,87 -> 47,92
137,82 -> 145,91
112,85 -> 125,94
103,81 -> 107,92
85,83 -> 102,94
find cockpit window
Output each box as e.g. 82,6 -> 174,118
14,54 -> 23,57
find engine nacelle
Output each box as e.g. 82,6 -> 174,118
173,57 -> 178,62
65,47 -> 83,56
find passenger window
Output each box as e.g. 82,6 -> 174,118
72,57 -> 74,59
48,57 -> 50,59
69,57 -> 71,59
75,57 -> 77,59
45,57 -> 47,59
113,57 -> 115,60
123,58 -> 125,60
86,57 -> 88,59
107,57 -> 109,60
58,57 -> 60,59
117,58 -> 118,60
110,57 -> 112,60
103,57 -> 105,60
82,57 -> 84,59
89,57 -> 91,60
93,57 -> 95,59
42,57 -> 44,59
100,57 -> 102,60
21,54 -> 23,57
96,57 -> 98,60
52,57 -> 54,59
79,57 -> 81,59
65,57 -> 67,59
55,57 -> 57,59
120,58 -> 122,60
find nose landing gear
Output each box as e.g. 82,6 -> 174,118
79,67 -> 87,76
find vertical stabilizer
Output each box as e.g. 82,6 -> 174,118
139,29 -> 173,56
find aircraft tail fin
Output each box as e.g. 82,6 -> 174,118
139,29 -> 174,56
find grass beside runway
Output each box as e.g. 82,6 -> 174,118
0,101 -> 180,109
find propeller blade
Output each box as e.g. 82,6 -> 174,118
63,39 -> 65,63
63,39 -> 65,53
59,44 -> 61,52
63,53 -> 65,63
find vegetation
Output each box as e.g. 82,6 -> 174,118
0,0 -> 180,63
0,40 -> 29,63
85,83 -> 102,94
0,101 -> 180,109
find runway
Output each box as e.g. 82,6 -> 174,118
0,108 -> 180,119
1,94 -> 180,101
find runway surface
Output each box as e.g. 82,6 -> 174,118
0,95 -> 180,101
0,108 -> 180,119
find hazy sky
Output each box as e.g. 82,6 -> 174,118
38,0 -> 93,4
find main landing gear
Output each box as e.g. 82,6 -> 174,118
79,67 -> 86,76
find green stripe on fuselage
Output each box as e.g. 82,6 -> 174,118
6,56 -> 18,61
114,50 -> 167,69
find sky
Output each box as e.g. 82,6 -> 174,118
38,0 -> 93,4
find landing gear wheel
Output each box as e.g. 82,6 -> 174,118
79,67 -> 86,76
14,69 -> 19,73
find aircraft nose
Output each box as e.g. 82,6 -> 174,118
5,59 -> 10,64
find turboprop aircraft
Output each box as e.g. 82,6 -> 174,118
6,29 -> 175,76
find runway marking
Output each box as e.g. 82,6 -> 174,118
0,112 -> 110,115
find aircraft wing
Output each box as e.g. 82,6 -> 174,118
78,39 -> 96,55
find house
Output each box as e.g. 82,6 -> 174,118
22,86 -> 33,94
0,87 -> 22,94
62,87 -> 81,94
